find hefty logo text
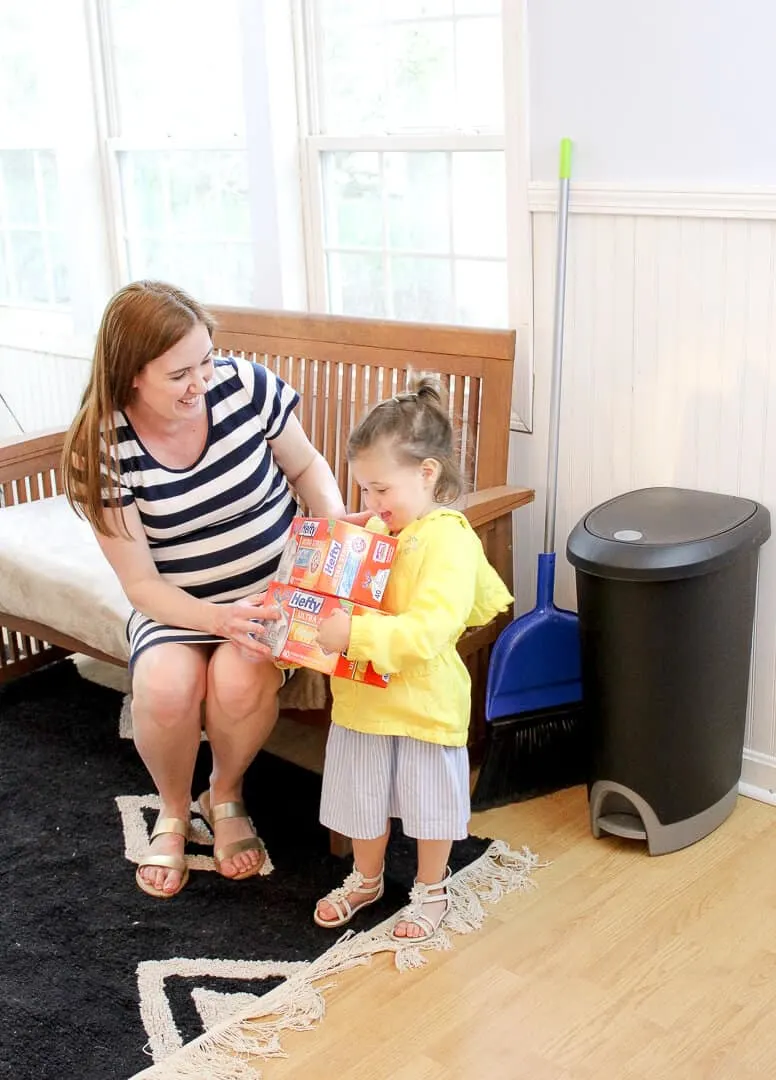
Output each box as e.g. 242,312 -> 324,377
323,540 -> 342,576
300,521 -> 319,538
288,590 -> 325,614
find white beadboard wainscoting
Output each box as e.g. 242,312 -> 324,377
511,186 -> 776,801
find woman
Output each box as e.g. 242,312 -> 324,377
62,280 -> 347,899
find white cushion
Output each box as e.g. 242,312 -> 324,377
0,494 -> 132,662
0,495 -> 330,709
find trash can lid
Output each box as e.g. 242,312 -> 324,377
566,487 -> 771,580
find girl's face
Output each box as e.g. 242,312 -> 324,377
131,322 -> 214,424
351,439 -> 440,533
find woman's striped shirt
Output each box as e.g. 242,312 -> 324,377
103,356 -> 299,667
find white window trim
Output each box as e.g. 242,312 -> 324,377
502,0 -> 533,433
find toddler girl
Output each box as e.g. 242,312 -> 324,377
313,374 -> 513,941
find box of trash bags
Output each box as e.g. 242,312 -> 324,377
260,517 -> 398,687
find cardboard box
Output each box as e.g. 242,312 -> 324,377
260,581 -> 389,688
276,517 -> 397,608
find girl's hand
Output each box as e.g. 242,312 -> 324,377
315,608 -> 352,654
215,594 -> 280,660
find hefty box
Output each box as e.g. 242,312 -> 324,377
276,517 -> 397,609
261,581 -> 389,688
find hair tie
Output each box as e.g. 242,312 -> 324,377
393,391 -> 418,404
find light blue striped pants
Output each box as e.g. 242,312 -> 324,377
319,725 -> 471,841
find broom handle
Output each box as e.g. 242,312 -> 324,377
544,137 -> 572,554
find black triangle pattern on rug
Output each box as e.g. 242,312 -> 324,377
0,661 -> 490,1080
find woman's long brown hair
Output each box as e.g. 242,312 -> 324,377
61,281 -> 214,538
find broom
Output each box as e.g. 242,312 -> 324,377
471,138 -> 588,811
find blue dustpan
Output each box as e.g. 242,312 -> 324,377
486,552 -> 581,720
485,139 -> 581,725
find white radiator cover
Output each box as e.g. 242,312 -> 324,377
0,347 -> 89,437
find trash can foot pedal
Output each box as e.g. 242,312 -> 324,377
590,780 -> 739,855
596,812 -> 647,841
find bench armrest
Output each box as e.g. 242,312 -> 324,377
0,427 -> 68,489
460,484 -> 534,530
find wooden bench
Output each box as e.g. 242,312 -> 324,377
0,308 -> 534,824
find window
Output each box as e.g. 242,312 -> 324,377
0,6 -> 70,309
1,1 -> 531,429
99,0 -> 255,305
299,0 -> 511,328
0,0 -> 306,353
0,150 -> 69,308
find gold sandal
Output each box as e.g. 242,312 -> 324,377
198,791 -> 266,881
135,816 -> 190,899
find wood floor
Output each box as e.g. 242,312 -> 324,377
252,778 -> 776,1080
76,663 -> 776,1079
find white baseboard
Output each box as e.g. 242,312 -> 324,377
739,782 -> 776,807
739,749 -> 776,805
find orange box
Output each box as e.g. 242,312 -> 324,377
261,581 -> 389,688
276,517 -> 397,608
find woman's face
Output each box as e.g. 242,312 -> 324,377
131,322 -> 214,423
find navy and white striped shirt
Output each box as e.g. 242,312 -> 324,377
104,356 -> 299,666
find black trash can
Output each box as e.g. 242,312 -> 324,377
566,486 -> 770,855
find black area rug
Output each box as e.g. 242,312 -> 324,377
0,661 -> 497,1080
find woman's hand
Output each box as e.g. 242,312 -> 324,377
340,510 -> 373,527
315,608 -> 352,655
215,594 -> 280,661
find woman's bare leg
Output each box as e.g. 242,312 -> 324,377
132,643 -> 208,895
203,643 -> 283,877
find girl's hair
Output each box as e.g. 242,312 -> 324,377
61,280 -> 214,537
347,372 -> 464,503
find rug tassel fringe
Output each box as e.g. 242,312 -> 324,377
133,841 -> 543,1079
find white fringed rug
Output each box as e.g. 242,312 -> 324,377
132,839 -> 542,1080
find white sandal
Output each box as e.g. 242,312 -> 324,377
313,865 -> 385,928
391,868 -> 452,942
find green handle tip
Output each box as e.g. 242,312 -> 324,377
559,138 -> 573,179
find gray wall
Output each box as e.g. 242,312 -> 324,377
528,0 -> 776,184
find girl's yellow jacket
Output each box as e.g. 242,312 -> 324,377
332,508 -> 513,747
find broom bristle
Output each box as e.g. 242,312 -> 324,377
471,704 -> 588,811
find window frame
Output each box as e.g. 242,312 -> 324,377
93,0 -> 268,308
294,0 -> 534,432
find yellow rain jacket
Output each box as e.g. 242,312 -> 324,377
331,508 -> 513,747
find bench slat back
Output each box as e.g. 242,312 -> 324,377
210,307 -> 515,510
0,310 -> 516,512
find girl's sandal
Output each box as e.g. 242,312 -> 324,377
313,866 -> 385,928
135,816 -> 190,899
390,868 -> 452,942
198,790 -> 266,881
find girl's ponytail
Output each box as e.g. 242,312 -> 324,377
347,370 -> 464,503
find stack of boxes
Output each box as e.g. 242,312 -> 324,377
260,517 -> 398,688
